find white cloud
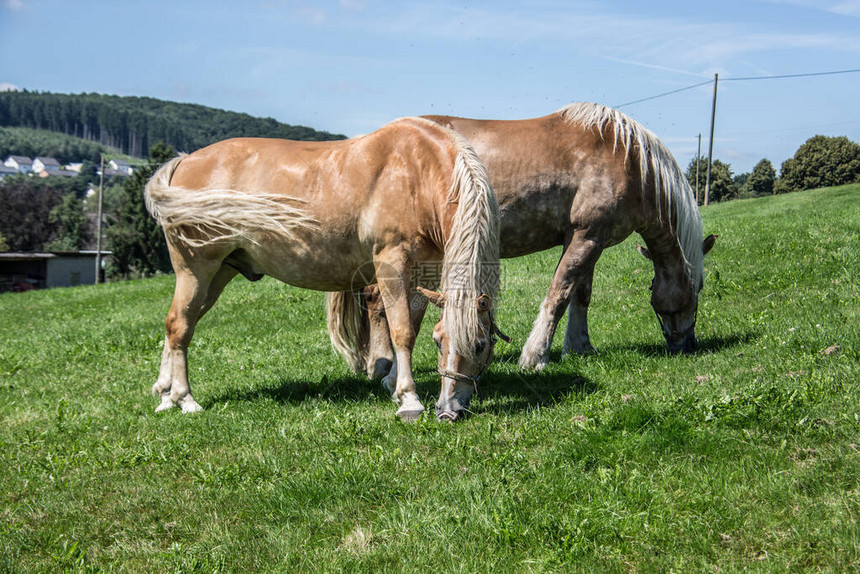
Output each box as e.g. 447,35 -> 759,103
338,0 -> 365,10
297,5 -> 327,24
761,0 -> 860,17
3,0 -> 26,11
0,82 -> 21,92
831,1 -> 860,15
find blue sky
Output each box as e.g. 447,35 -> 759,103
2,0 -> 859,173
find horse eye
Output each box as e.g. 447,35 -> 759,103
475,340 -> 487,354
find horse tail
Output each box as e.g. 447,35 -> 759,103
144,155 -> 186,225
144,155 -> 318,247
325,291 -> 370,374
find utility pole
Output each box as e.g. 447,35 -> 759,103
704,73 -> 718,206
696,133 -> 702,204
94,155 -> 105,284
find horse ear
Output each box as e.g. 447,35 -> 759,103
703,234 -> 718,255
636,244 -> 652,261
417,286 -> 446,308
476,294 -> 491,312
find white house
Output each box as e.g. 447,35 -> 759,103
3,155 -> 33,173
0,165 -> 18,178
108,159 -> 133,175
32,156 -> 61,174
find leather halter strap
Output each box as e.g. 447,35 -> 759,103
437,312 -> 509,385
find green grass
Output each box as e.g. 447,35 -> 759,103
1,185 -> 858,572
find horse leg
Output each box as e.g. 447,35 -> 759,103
520,232 -> 603,370
363,285 -> 396,379
374,251 -> 425,420
562,269 -> 597,355
154,263 -> 236,413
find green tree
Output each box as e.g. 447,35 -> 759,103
0,231 -> 8,252
777,135 -> 860,193
45,192 -> 89,251
685,157 -> 737,203
740,159 -> 776,198
0,178 -> 66,251
106,143 -> 174,278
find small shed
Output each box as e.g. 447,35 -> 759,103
0,251 -> 111,292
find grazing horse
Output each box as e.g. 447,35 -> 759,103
331,103 -> 716,376
145,117 -> 500,421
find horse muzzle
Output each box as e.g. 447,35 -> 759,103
664,329 -> 697,354
435,381 -> 473,422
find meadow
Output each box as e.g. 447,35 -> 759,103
1,184 -> 858,572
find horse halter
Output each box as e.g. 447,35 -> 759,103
437,311 -> 510,386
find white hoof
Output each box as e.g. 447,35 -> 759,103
155,394 -> 176,412
518,349 -> 548,371
394,392 -> 424,421
179,397 -> 203,413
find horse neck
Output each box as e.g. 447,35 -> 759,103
641,224 -> 689,278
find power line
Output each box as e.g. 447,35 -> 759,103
722,68 -> 860,82
615,80 -> 712,108
615,67 -> 860,108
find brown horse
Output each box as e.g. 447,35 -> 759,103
145,117 -> 500,421
331,103 -> 716,376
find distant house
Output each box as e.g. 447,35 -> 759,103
3,155 -> 33,173
108,159 -> 134,176
0,165 -> 18,178
32,156 -> 61,174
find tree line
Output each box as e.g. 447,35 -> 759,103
686,135 -> 860,202
0,90 -> 345,158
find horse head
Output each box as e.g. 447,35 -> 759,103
637,234 -> 717,354
419,287 -> 508,421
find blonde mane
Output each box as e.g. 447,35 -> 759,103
406,118 -> 500,359
558,102 -> 704,289
144,155 -> 318,247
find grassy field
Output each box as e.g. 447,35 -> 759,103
1,184 -> 858,572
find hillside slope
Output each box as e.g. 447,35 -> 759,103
0,90 -> 346,158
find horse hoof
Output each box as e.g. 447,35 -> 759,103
154,395 -> 175,413
518,357 -> 548,371
396,406 -> 425,421
180,398 -> 203,413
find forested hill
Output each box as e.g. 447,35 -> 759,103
0,90 -> 346,158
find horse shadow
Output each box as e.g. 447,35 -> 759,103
207,358 -> 599,416
596,331 -> 758,357
205,331 -> 754,414
209,373 -> 386,406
